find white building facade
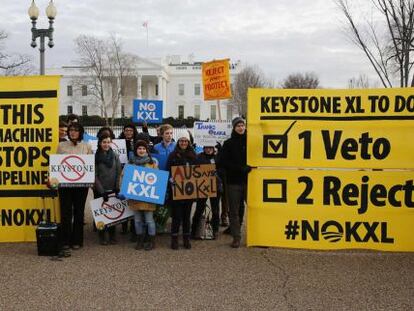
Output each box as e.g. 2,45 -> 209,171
47,56 -> 241,121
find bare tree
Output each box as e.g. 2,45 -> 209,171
74,34 -> 139,126
230,65 -> 272,117
0,30 -> 33,76
281,72 -> 320,89
348,73 -> 380,88
336,0 -> 414,87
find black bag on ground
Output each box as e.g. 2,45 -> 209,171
36,193 -> 61,257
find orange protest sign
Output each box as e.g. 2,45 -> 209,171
202,59 -> 232,100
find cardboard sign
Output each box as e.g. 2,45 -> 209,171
193,121 -> 232,147
49,154 -> 95,187
202,59 -> 232,100
89,139 -> 128,164
171,164 -> 217,200
89,194 -> 134,228
120,164 -> 169,205
132,99 -> 163,124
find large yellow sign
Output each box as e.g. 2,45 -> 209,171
248,88 -> 414,168
0,76 -> 60,242
202,59 -> 232,100
247,169 -> 414,251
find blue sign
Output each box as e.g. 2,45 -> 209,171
132,99 -> 163,124
151,153 -> 168,171
120,164 -> 169,205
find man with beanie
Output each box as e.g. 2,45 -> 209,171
217,117 -> 251,248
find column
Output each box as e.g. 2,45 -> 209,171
158,75 -> 163,100
137,75 -> 142,99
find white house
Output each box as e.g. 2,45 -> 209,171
47,55 -> 241,121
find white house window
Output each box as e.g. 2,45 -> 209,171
210,105 -> 216,120
82,105 -> 88,116
178,105 -> 184,119
178,83 -> 184,96
67,105 -> 73,114
82,85 -> 88,96
226,104 -> 233,121
194,105 -> 200,119
155,84 -> 159,96
194,83 -> 200,96
67,85 -> 73,96
121,105 -> 125,117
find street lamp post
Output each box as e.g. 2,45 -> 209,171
28,0 -> 57,75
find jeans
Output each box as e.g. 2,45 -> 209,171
58,187 -> 89,247
227,183 -> 247,239
134,211 -> 156,236
171,200 -> 193,236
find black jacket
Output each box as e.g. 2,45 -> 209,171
217,130 -> 247,185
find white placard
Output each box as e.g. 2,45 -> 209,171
89,139 -> 128,164
49,154 -> 95,186
193,121 -> 232,147
89,195 -> 134,227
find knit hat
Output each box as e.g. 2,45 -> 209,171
134,140 -> 149,152
177,130 -> 190,141
232,117 -> 245,129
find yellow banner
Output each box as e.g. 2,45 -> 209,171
247,88 -> 414,168
202,59 -> 232,100
247,168 -> 414,251
0,76 -> 60,242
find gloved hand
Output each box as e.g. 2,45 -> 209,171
116,193 -> 126,201
114,188 -> 120,195
215,142 -> 222,151
242,165 -> 252,174
102,193 -> 109,202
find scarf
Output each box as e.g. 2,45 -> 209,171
130,154 -> 151,166
95,148 -> 115,168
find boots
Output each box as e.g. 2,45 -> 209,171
231,237 -> 241,248
183,235 -> 192,249
144,236 -> 155,251
108,227 -> 117,245
135,234 -> 144,250
99,231 -> 108,245
171,235 -> 179,250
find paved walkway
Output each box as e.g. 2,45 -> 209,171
1,223 -> 413,311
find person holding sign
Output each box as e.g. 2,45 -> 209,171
166,131 -> 197,250
94,133 -> 122,245
127,140 -> 158,251
191,146 -> 222,240
217,117 -> 251,248
57,122 -> 93,255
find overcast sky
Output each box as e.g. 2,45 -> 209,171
1,0 -> 381,87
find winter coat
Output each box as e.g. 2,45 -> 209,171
94,149 -> 122,195
57,140 -> 92,155
217,130 -> 248,185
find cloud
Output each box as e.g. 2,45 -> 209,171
0,0 -> 376,87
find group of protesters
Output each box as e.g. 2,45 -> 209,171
56,114 -> 249,257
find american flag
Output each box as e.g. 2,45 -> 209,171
142,21 -> 148,28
